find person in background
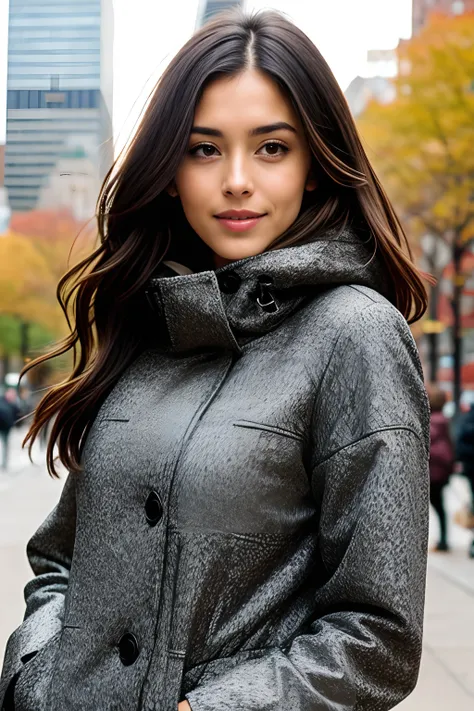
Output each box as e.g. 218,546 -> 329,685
426,384 -> 454,552
0,388 -> 21,470
455,401 -> 474,558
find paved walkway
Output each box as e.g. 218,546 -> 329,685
396,475 -> 474,710
1,428 -> 474,708
0,427 -> 66,657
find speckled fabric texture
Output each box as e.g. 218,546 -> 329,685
0,228 -> 430,711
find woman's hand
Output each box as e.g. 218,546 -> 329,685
178,701 -> 192,711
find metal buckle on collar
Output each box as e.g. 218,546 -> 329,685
255,276 -> 280,314
145,288 -> 160,311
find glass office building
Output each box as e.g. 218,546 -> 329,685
5,0 -> 114,212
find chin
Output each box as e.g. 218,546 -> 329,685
212,236 -> 274,262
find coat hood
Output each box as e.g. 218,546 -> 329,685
144,226 -> 389,353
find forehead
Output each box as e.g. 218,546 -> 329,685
194,69 -> 300,130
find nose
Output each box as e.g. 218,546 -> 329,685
222,152 -> 254,197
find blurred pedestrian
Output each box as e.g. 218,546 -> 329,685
0,388 -> 21,470
455,402 -> 474,558
426,384 -> 454,552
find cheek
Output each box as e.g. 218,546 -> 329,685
176,167 -> 212,212
265,165 -> 307,213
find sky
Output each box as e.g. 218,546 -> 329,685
0,0 -> 413,151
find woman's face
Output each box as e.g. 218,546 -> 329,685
168,69 -> 317,266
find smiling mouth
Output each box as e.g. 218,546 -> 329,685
226,216 -> 258,220
215,214 -> 267,220
214,214 -> 267,232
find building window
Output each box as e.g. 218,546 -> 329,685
7,89 -> 100,109
29,90 -> 39,108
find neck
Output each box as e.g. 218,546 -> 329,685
213,253 -> 235,270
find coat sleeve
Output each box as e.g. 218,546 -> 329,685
184,302 -> 430,711
0,472 -> 76,709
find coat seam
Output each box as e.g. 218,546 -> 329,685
313,425 -> 423,469
347,284 -> 381,303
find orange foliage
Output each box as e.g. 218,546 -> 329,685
0,208 -> 97,336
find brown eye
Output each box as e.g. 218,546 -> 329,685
259,142 -> 289,157
189,144 -> 218,158
266,143 -> 280,155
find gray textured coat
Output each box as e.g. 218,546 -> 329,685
0,228 -> 430,711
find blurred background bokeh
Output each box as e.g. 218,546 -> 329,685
0,1 -> 474,709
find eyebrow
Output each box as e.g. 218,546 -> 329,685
190,121 -> 298,138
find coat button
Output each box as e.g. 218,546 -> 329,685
145,491 -> 163,526
217,271 -> 241,294
118,633 -> 139,666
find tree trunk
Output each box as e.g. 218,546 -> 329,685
427,281 -> 440,382
19,320 -> 29,362
451,242 -> 463,418
0,353 -> 9,386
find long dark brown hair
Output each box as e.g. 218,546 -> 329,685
22,8 -> 430,477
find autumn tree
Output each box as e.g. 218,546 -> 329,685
358,12 -> 474,414
0,209 -> 96,383
10,208 -> 96,283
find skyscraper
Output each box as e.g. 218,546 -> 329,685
5,0 -> 114,213
196,0 -> 244,29
412,0 -> 474,35
0,144 -> 11,233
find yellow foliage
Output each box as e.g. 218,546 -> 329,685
0,210 -> 97,338
0,231 -> 62,333
358,12 -> 474,244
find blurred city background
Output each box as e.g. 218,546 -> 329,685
0,1 -> 474,709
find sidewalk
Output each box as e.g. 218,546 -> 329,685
0,427 -> 65,661
396,475 -> 474,710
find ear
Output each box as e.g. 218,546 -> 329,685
305,171 -> 317,192
166,182 -> 179,198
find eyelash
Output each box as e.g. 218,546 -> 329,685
188,141 -> 290,159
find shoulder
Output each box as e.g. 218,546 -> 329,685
296,283 -> 424,393
300,283 -> 413,349
305,286 -> 429,453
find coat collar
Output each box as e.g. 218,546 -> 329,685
145,227 -> 387,354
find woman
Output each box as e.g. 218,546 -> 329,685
0,9 -> 430,711
0,389 -> 21,470
455,403 -> 474,558
426,384 -> 454,552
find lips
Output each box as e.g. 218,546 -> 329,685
215,210 -> 266,219
222,216 -> 257,220
214,213 -> 266,233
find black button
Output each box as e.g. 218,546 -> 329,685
145,491 -> 163,526
217,271 -> 241,294
21,651 -> 38,664
118,633 -> 139,666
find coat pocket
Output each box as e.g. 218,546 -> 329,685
181,645 -> 281,696
13,629 -> 62,711
233,419 -> 304,442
